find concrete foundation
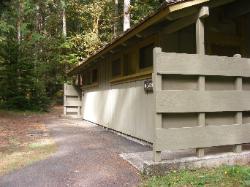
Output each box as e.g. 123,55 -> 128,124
120,145 -> 250,176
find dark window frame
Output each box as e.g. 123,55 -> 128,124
111,58 -> 122,78
139,43 -> 154,70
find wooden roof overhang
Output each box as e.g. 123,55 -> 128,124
68,0 -> 235,76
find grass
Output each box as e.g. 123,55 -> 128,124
142,165 -> 250,187
0,138 -> 56,176
0,109 -> 46,116
0,108 -> 58,176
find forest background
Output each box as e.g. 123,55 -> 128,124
0,0 -> 163,111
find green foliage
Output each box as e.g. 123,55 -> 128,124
142,165 -> 250,187
0,0 -> 162,111
131,0 -> 162,25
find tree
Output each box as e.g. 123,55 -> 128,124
61,0 -> 67,38
114,0 -> 119,36
123,0 -> 130,31
0,0 -> 163,111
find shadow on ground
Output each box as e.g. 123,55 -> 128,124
0,116 -> 151,187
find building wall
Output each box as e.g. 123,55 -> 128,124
80,6 -> 250,143
81,25 -> 196,143
82,60 -> 154,142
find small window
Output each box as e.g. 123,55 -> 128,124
92,68 -> 98,83
139,43 -> 154,69
81,74 -> 84,85
123,53 -> 136,76
86,71 -> 91,85
112,58 -> 122,78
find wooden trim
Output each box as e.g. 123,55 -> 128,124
109,34 -> 156,84
153,47 -> 163,162
81,82 -> 99,90
64,101 -> 82,107
68,0 -> 209,75
156,90 -> 250,113
110,69 -> 152,85
155,123 -> 250,151
155,53 -> 250,77
168,0 -> 209,13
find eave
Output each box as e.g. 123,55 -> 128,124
68,0 -> 210,76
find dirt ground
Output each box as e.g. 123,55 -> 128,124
0,108 -> 59,176
0,107 -> 150,187
0,110 -> 50,154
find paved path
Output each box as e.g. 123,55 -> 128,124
0,117 -> 151,187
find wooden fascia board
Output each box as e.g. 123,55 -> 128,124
167,0 -> 209,12
68,0 -> 210,76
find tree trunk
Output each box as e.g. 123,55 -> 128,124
123,0 -> 130,31
17,0 -> 23,44
114,0 -> 119,36
61,0 -> 67,38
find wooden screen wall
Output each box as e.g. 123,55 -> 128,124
153,48 -> 250,161
64,84 -> 82,118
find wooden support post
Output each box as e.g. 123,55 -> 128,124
196,6 -> 209,158
64,84 -> 67,115
78,106 -> 81,117
234,54 -> 243,153
153,47 -> 163,162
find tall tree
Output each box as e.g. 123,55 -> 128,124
61,0 -> 67,38
123,0 -> 130,31
17,0 -> 23,44
114,0 -> 119,36
0,0 -> 163,111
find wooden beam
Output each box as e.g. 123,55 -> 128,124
153,47 -> 163,162
234,54 -> 243,153
155,124 -> 250,151
121,43 -> 127,47
167,0 -> 209,13
167,7 -> 199,20
225,0 -> 250,18
135,34 -> 143,38
68,0 -> 210,76
163,6 -> 209,34
207,0 -> 235,8
196,6 -> 209,158
156,91 -> 250,113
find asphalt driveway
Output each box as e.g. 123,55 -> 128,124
0,117 -> 151,187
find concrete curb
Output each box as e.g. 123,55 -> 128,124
120,150 -> 250,176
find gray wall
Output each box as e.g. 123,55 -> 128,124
80,9 -> 250,143
82,59 -> 154,143
64,84 -> 82,118
154,52 -> 250,154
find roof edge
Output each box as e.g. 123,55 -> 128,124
68,0 -> 208,76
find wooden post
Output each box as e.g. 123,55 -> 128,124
234,54 -> 243,153
196,6 -> 209,157
153,47 -> 163,162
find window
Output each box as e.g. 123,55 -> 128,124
92,68 -> 98,83
112,58 -> 122,78
139,43 -> 154,69
109,35 -> 157,84
81,68 -> 99,88
86,71 -> 91,85
81,74 -> 84,85
123,53 -> 136,76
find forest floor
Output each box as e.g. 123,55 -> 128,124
0,108 -> 57,176
0,107 -> 150,187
